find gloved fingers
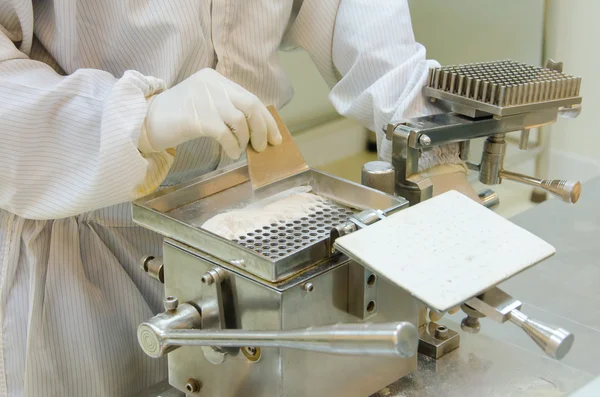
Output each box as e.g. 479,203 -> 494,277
227,89 -> 269,152
214,123 -> 242,160
246,111 -> 268,152
222,108 -> 250,152
260,106 -> 282,146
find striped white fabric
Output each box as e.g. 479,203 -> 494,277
0,0 -> 457,395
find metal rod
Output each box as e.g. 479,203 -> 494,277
519,129 -> 530,150
499,170 -> 581,203
139,322 -> 419,359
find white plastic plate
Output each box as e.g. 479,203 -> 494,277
334,191 -> 555,312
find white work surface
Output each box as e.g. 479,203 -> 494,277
334,191 -> 555,312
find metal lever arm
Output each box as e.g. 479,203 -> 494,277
499,170 -> 581,204
138,320 -> 418,359
464,287 -> 574,360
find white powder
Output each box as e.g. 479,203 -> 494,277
202,187 -> 328,240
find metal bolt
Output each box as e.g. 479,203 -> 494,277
419,134 -> 432,146
461,316 -> 481,334
163,296 -> 179,311
243,346 -> 261,362
303,282 -> 314,292
185,378 -> 201,393
434,325 -> 450,340
201,272 -> 215,285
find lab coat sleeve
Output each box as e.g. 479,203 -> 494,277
0,1 -> 174,220
284,0 -> 461,170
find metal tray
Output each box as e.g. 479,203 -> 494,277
132,162 -> 407,282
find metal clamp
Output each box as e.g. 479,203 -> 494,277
461,287 -> 574,360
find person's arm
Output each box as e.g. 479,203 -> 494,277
0,1 -> 173,220
283,0 -> 462,171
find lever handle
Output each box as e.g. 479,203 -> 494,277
499,170 -> 581,204
508,310 -> 574,360
138,321 -> 418,359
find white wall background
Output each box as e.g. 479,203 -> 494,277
545,0 -> 600,160
408,0 -> 544,66
280,0 -> 600,180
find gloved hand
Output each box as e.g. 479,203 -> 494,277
139,69 -> 282,159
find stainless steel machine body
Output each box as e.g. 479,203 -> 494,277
387,59 -> 582,206
132,59 -> 583,397
370,59 -> 583,362
133,164 -> 420,396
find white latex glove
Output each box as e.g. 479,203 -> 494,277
140,69 -> 282,159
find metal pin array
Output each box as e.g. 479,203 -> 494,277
426,60 -> 582,107
232,200 -> 353,261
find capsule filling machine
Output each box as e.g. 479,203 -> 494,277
133,60 -> 583,396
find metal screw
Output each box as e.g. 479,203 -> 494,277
434,325 -> 449,340
185,378 -> 201,393
243,346 -> 261,362
303,282 -> 314,292
419,134 -> 432,146
163,296 -> 178,311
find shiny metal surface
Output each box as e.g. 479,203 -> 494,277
163,296 -> 179,312
508,310 -> 574,360
233,199 -> 353,260
348,261 -> 379,319
141,256 -> 164,283
390,108 -> 557,150
466,287 -> 523,323
479,134 -> 506,185
519,128 -> 531,150
465,287 -> 574,360
139,322 -> 418,358
132,162 -> 407,282
361,161 -> 396,195
134,179 -> 600,397
161,240 -> 419,396
425,60 -> 582,116
499,169 -> 581,203
418,321 -> 460,360
137,303 -> 202,358
477,189 -> 499,210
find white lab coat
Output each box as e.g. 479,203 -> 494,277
0,0 -> 456,395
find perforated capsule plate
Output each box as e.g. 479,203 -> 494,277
424,60 -> 582,116
231,200 -> 353,261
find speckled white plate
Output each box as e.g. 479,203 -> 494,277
334,191 -> 556,312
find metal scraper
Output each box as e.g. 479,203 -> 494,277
246,105 -> 309,190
